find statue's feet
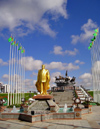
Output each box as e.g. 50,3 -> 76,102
44,92 -> 48,95
41,92 -> 44,95
41,92 -> 48,95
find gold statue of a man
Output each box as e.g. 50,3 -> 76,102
35,65 -> 50,95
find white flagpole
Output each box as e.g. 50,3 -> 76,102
8,43 -> 11,106
15,44 -> 18,104
10,45 -> 14,105
15,44 -> 17,104
20,50 -> 22,102
18,49 -> 20,104
13,42 -> 16,105
21,48 -> 24,98
21,50 -> 23,98
24,49 -> 25,98
19,46 -> 21,104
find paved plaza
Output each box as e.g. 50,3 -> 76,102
0,106 -> 100,129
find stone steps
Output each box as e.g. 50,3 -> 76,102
52,90 -> 74,105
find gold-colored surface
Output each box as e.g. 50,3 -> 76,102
35,65 -> 50,95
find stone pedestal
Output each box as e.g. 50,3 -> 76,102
88,105 -> 92,113
0,106 -> 6,112
23,105 -> 28,113
33,95 -> 53,100
74,107 -> 82,119
28,95 -> 59,113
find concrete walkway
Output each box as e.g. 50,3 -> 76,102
0,106 -> 100,129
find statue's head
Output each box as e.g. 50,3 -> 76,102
42,64 -> 45,69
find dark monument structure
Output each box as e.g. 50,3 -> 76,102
51,71 -> 76,91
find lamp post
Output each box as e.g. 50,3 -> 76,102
73,97 -> 81,108
73,86 -> 75,91
85,97 -> 90,108
0,99 -> 3,111
75,98 -> 81,108
20,98 -> 25,112
21,98 -> 25,105
73,97 -> 76,102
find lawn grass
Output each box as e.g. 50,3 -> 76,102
0,93 -> 37,106
88,91 -> 93,97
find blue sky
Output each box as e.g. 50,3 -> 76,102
0,0 -> 100,91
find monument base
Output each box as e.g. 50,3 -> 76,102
33,94 -> 53,100
28,95 -> 59,113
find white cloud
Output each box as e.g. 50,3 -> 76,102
21,56 -> 79,71
0,59 -> 8,66
24,79 -> 33,86
1,73 -> 37,91
52,46 -> 78,56
71,35 -> 80,45
65,48 -> 78,56
30,72 -> 37,78
33,80 -> 37,86
33,80 -> 37,90
0,0 -> 68,37
24,79 -> 37,91
66,63 -> 79,71
21,57 -> 43,71
75,60 -> 85,65
2,74 -> 9,82
52,46 -> 63,55
50,72 -> 61,84
79,73 -> 92,80
45,62 -> 79,71
2,74 -> 23,83
79,73 -> 92,87
0,82 -> 3,85
71,19 -> 97,44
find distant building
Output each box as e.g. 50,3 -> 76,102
0,83 -> 10,93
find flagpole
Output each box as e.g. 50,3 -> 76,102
14,41 -> 18,104
24,49 -> 25,98
19,47 -> 21,104
22,48 -> 24,98
15,45 -> 18,104
18,49 -> 20,104
8,44 -> 11,106
21,51 -> 23,98
20,48 -> 22,104
13,42 -> 16,105
10,45 -> 14,105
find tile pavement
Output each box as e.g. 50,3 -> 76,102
0,91 -> 100,129
0,106 -> 100,129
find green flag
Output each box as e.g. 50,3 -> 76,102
15,43 -> 18,46
90,43 -> 92,47
21,49 -> 25,53
11,41 -> 16,45
93,33 -> 97,37
18,46 -> 22,50
88,46 -> 91,50
91,37 -> 96,41
94,36 -> 96,40
21,48 -> 25,53
91,38 -> 95,41
8,36 -> 12,42
11,42 -> 15,45
94,29 -> 98,33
